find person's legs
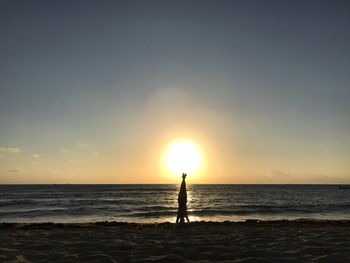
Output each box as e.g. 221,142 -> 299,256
185,215 -> 190,223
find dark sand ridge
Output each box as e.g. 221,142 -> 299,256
1,220 -> 350,263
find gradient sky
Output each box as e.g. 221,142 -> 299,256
0,0 -> 349,184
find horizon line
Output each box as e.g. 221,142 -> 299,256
0,183 -> 349,186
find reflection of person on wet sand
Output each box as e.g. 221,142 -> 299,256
176,173 -> 190,224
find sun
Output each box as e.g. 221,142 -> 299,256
163,138 -> 203,176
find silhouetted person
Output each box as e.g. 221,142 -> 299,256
176,173 -> 190,224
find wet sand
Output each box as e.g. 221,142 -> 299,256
1,220 -> 350,262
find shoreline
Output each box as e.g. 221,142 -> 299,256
2,218 -> 350,228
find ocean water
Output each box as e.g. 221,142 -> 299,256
0,184 -> 349,223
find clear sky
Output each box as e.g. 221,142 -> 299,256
0,0 -> 349,184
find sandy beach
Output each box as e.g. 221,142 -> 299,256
1,220 -> 350,262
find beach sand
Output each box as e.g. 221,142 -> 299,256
1,220 -> 350,262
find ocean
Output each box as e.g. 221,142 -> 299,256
0,184 -> 349,223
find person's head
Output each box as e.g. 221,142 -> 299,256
182,173 -> 187,179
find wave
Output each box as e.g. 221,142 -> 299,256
1,185 -> 350,222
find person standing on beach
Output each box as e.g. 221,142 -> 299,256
176,173 -> 190,224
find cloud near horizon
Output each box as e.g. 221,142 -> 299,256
32,154 -> 40,159
9,168 -> 21,173
0,147 -> 21,154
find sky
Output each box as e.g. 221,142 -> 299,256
0,0 -> 349,184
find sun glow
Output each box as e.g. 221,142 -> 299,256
163,138 -> 203,176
